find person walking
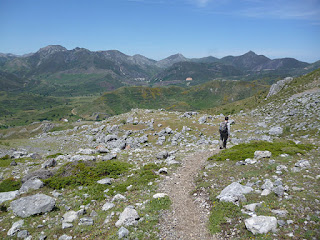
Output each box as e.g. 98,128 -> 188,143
219,116 -> 230,149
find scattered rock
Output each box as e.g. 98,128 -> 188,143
115,206 -> 140,227
17,229 -> 29,239
271,209 -> 288,218
0,190 -> 20,204
62,211 -> 78,223
102,153 -> 117,161
97,177 -> 113,185
254,151 -> 272,159
245,216 -> 277,234
41,158 -> 57,168
118,226 -> 129,239
217,182 -> 253,204
158,167 -> 168,174
19,178 -> 44,193
156,150 -> 169,159
10,194 -> 56,218
244,202 -> 262,212
7,219 -> 24,236
112,194 -> 126,201
269,126 -> 283,136
102,202 -> 115,211
58,234 -> 72,240
153,193 -> 168,199
79,217 -> 94,226
22,169 -> 53,183
295,160 -> 310,169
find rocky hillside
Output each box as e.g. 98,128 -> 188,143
0,69 -> 319,240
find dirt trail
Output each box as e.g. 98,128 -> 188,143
158,149 -> 218,240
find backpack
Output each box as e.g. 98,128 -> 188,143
219,122 -> 228,133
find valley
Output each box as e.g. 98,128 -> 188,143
0,67 -> 319,239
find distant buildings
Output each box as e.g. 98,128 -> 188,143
186,77 -> 193,81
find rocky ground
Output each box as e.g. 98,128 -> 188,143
0,75 -> 319,240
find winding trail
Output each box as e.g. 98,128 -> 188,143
158,149 -> 219,240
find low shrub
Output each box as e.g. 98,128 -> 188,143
0,177 -> 21,192
44,160 -> 131,189
208,140 -> 313,161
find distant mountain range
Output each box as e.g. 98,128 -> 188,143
0,45 -> 319,95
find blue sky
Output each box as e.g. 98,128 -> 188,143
0,0 -> 319,62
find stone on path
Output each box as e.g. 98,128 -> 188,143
10,193 -> 55,218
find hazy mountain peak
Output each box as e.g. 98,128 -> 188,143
37,45 -> 67,55
156,53 -> 188,68
244,50 -> 257,56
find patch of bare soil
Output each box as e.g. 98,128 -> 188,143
158,149 -> 219,240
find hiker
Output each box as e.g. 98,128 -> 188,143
219,116 -> 230,149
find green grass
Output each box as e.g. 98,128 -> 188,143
208,140 -> 314,161
0,178 -> 21,192
208,201 -> 243,234
80,80 -> 267,116
44,160 -> 131,189
106,163 -> 161,196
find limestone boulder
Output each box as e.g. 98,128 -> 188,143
10,194 -> 55,218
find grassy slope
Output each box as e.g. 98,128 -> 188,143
204,68 -> 320,116
79,80 -> 268,116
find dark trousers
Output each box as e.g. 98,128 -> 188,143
220,132 -> 228,149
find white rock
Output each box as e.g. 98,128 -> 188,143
112,194 -> 126,202
7,220 -> 24,236
153,193 -> 168,199
115,206 -> 139,227
261,189 -> 271,196
118,226 -> 129,239
77,148 -> 96,155
19,178 -> 44,193
245,216 -> 277,234
58,234 -> 73,240
245,158 -> 257,164
217,182 -> 253,204
97,177 -> 113,185
102,202 -> 115,211
0,190 -> 20,204
295,160 -> 310,169
62,211 -> 78,223
244,202 -> 262,212
254,151 -> 272,159
269,126 -> 283,136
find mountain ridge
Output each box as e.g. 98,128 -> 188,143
0,45 -> 318,95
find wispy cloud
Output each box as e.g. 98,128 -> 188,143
194,0 -> 212,7
188,0 -> 320,21
237,0 -> 320,20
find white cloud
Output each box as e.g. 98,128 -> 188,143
195,0 -> 211,7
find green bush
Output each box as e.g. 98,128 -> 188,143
208,140 -> 313,161
0,178 -> 21,192
46,153 -> 63,159
44,160 -> 131,189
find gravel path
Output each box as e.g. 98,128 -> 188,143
158,149 -> 219,240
